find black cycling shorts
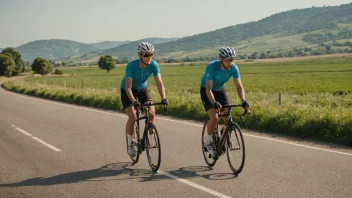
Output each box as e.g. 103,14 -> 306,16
121,87 -> 152,110
200,86 -> 229,111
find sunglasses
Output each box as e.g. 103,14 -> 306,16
142,53 -> 154,57
223,58 -> 233,62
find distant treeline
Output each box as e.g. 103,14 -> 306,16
303,28 -> 352,43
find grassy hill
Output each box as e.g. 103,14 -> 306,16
97,3 -> 352,60
15,37 -> 179,63
102,37 -> 180,58
16,39 -> 100,61
89,40 -> 131,50
54,37 -> 179,65
16,3 -> 352,64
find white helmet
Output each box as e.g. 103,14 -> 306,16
138,42 -> 155,54
219,47 -> 236,58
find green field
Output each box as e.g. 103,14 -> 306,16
3,56 -> 352,146
29,56 -> 352,95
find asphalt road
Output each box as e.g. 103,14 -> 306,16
1,87 -> 352,198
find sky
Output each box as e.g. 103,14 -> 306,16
0,0 -> 351,48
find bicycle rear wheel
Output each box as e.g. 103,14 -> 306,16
226,123 -> 245,174
126,123 -> 140,164
145,123 -> 161,172
201,121 -> 217,167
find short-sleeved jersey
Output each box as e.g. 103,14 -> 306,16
120,59 -> 160,90
200,60 -> 240,91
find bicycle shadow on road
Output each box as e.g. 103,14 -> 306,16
0,162 -> 237,187
140,166 -> 238,183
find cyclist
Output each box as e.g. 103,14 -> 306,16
121,42 -> 168,157
200,47 -> 250,158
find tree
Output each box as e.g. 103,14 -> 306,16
31,57 -> 54,75
1,47 -> 25,76
98,55 -> 115,73
259,52 -> 267,59
0,54 -> 16,77
326,45 -> 332,54
249,52 -> 259,59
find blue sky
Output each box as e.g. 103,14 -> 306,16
1,0 -> 351,47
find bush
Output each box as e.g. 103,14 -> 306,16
0,54 -> 16,77
31,57 -> 53,75
54,69 -> 63,75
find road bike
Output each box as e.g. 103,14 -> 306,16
126,101 -> 166,172
202,104 -> 249,174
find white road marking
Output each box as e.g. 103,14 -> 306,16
244,133 -> 352,156
32,137 -> 62,152
158,170 -> 232,198
15,127 -> 32,136
12,125 -> 61,152
3,90 -> 352,156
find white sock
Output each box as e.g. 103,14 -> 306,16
127,134 -> 133,146
206,134 -> 213,143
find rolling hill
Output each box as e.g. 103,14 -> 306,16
54,37 -> 180,65
89,40 -> 131,50
102,37 -> 180,58
100,3 -> 352,59
16,39 -> 100,61
14,3 -> 352,63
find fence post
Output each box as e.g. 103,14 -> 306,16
279,92 -> 282,105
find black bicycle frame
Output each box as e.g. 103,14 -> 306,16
216,104 -> 247,155
135,102 -> 164,152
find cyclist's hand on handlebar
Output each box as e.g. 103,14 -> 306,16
212,101 -> 221,112
133,100 -> 141,110
161,98 -> 168,107
241,100 -> 251,115
161,98 -> 168,112
241,100 -> 250,109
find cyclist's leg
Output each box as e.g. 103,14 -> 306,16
218,88 -> 230,131
206,108 -> 219,135
200,86 -> 219,135
201,86 -> 219,156
125,106 -> 137,135
121,88 -> 137,136
121,88 -> 138,156
137,87 -> 154,131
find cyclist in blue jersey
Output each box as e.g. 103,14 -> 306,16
200,47 -> 250,158
121,42 -> 168,157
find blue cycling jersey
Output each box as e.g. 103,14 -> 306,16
121,59 -> 160,90
200,60 -> 240,91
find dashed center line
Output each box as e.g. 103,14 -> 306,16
13,126 -> 62,152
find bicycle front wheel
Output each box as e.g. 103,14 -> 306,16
226,123 -> 245,174
145,123 -> 161,172
126,123 -> 140,164
201,121 -> 217,167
